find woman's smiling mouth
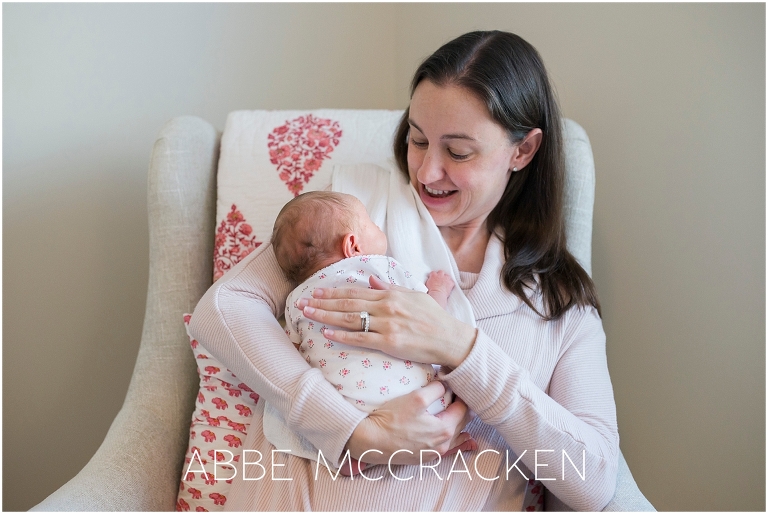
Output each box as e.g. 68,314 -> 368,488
423,184 -> 456,198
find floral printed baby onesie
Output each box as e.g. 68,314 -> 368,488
262,255 -> 451,462
286,255 -> 449,413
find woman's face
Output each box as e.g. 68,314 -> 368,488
407,81 -> 517,230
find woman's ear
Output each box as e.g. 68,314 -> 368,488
342,233 -> 362,258
510,128 -> 543,171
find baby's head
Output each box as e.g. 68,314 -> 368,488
271,191 -> 388,283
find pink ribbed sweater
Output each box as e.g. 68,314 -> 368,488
188,235 -> 619,511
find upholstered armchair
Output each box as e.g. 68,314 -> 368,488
32,115 -> 655,512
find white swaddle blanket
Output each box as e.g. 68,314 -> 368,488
263,162 -> 476,465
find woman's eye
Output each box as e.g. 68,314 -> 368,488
410,138 -> 427,148
448,149 -> 470,160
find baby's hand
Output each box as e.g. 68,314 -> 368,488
426,271 -> 455,310
426,270 -> 455,296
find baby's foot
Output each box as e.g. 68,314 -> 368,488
338,457 -> 368,477
442,434 -> 479,457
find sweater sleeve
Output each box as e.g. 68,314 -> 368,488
188,242 -> 368,467
442,306 -> 619,511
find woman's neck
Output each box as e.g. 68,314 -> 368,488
439,224 -> 490,273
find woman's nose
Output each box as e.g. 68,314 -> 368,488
416,148 -> 444,184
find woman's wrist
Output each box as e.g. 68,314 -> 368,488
345,417 -> 373,461
444,320 -> 478,369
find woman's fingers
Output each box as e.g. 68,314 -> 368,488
301,305 -> 369,328
299,305 -> 385,351
435,395 -> 469,425
346,381 -> 467,466
298,287 -> 400,346
436,397 -> 476,444
322,325 -> 386,351
413,380 -> 447,407
298,297 -> 371,314
298,278 -> 416,318
300,273 -> 476,367
313,286 -> 387,301
296,288 -> 386,332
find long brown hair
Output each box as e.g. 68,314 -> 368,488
394,31 -> 600,320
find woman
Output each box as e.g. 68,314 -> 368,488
189,30 -> 618,511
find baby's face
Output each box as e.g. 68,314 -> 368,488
351,199 -> 388,256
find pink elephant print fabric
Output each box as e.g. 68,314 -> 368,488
176,314 -> 260,512
523,478 -> 545,511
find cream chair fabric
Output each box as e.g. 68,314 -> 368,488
31,115 -> 654,512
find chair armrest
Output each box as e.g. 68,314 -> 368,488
601,452 -> 655,512
30,402 -> 191,511
31,116 -> 219,511
544,450 -> 655,512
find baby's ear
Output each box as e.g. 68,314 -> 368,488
342,233 -> 362,258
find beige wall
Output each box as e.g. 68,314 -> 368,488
3,3 -> 764,511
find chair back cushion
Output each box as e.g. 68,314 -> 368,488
177,109 -> 595,511
213,110 -> 403,280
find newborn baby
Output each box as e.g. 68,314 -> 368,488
268,191 -> 455,470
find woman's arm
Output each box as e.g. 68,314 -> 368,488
188,243 -> 472,467
187,242 -> 368,466
300,279 -> 617,509
444,307 -> 619,512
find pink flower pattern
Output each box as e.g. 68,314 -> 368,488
213,204 -> 262,281
267,115 -> 343,196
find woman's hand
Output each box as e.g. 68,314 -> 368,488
297,275 -> 477,368
345,381 -> 477,466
